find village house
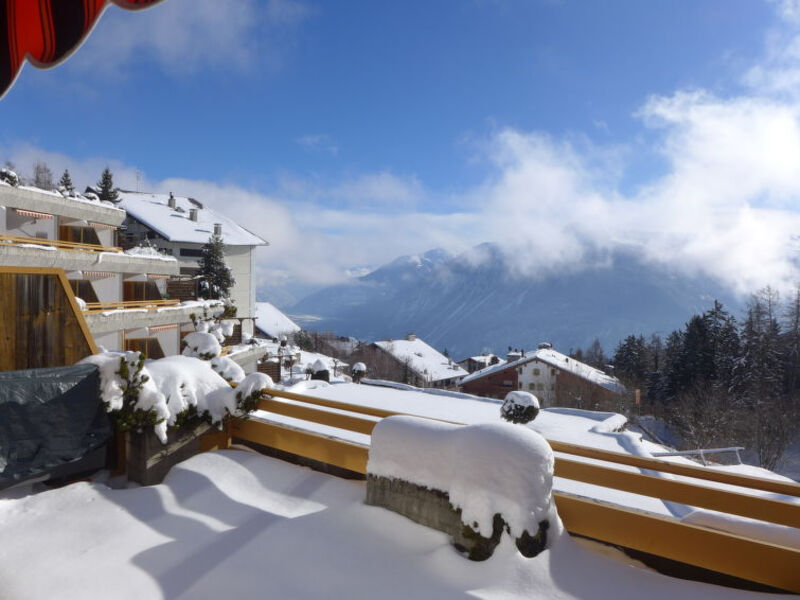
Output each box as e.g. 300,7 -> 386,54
457,353 -> 505,373
370,334 -> 468,389
459,343 -> 626,408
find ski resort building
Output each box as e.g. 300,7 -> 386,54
459,343 -> 626,406
111,190 -> 268,339
371,334 -> 468,388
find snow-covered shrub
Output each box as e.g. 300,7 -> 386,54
182,332 -> 222,360
220,319 -> 237,337
210,355 -> 245,383
0,167 -> 19,186
501,391 -> 540,424
352,361 -> 367,383
80,352 -> 170,443
232,372 -> 273,416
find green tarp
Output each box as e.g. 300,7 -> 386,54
0,363 -> 111,488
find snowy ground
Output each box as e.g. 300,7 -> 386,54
0,450 -> 790,600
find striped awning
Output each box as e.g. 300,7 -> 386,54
88,221 -> 118,230
14,208 -> 53,219
147,273 -> 170,279
82,270 -> 115,278
1,0 -> 163,99
149,323 -> 177,333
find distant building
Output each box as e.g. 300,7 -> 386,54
371,334 -> 468,389
457,353 -> 504,374
112,190 -> 268,338
253,301 -> 301,339
459,343 -> 626,407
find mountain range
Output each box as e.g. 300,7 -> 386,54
287,243 -> 743,358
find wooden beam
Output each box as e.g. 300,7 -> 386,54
555,492 -> 800,593
56,269 -> 99,355
258,397 -> 378,435
231,418 -> 368,474
264,387 -> 462,424
549,440 -> 800,498
555,457 -> 800,529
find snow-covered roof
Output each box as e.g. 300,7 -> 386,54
374,337 -> 468,382
254,302 -> 301,338
116,190 -> 267,246
460,347 -> 625,393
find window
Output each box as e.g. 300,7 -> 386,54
551,368 -> 556,376
532,367 -> 540,376
517,367 -> 522,374
69,280 -> 98,303
528,383 -> 535,391
536,383 -> 544,391
179,247 -> 203,257
502,380 -> 513,387
550,384 -> 555,390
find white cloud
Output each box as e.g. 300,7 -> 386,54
296,134 -> 339,156
68,0 -> 311,76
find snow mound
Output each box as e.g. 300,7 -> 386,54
210,356 -> 246,383
368,416 -> 560,540
352,362 -> 367,373
182,332 -> 222,360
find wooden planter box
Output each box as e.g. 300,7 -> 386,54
124,420 -> 230,486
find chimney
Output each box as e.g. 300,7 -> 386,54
214,223 -> 222,236
189,208 -> 198,222
168,192 -> 176,209
406,333 -> 416,342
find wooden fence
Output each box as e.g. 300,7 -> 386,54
229,387 -> 800,593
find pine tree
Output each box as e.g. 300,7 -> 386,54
97,167 -> 119,202
198,233 -> 234,300
59,169 -> 75,193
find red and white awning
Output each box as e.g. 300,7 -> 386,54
89,222 -> 118,230
149,324 -> 178,333
82,271 -> 116,279
14,209 -> 53,219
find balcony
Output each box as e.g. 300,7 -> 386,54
0,184 -> 124,226
0,233 -> 122,253
0,234 -> 179,276
82,299 -> 181,313
82,299 -> 225,335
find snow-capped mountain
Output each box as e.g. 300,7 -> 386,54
289,243 -> 742,357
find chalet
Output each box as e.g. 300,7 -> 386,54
459,343 -> 625,407
372,334 -> 468,389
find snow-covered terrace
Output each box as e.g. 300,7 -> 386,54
0,450 -> 789,599
0,183 -> 124,226
0,242 -> 179,276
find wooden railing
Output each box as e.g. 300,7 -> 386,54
83,299 -> 181,313
230,388 -> 800,593
0,234 -> 122,253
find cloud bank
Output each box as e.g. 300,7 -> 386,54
6,2 -> 800,303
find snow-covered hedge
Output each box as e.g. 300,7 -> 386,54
182,332 -> 222,360
368,416 -> 559,542
80,351 -> 273,443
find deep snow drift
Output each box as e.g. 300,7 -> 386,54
0,450 -> 788,600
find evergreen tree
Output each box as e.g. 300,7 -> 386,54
97,167 -> 119,202
59,169 -> 75,193
197,233 -> 234,300
739,289 -> 789,469
612,335 -> 648,389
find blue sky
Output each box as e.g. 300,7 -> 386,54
3,0 -> 800,304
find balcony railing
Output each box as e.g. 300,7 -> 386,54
0,234 -> 122,254
82,299 -> 181,313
